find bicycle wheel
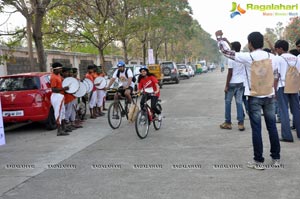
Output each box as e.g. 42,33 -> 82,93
153,103 -> 162,130
108,102 -> 122,129
135,110 -> 149,139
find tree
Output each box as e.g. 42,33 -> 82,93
1,0 -> 62,71
110,0 -> 141,64
0,3 -> 32,68
51,0 -> 117,69
284,17 -> 300,48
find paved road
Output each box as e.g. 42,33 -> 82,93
1,71 -> 300,199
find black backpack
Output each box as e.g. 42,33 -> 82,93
116,68 -> 136,82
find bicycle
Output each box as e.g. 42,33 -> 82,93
107,88 -> 137,129
135,92 -> 162,139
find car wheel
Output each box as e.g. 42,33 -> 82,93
45,107 -> 57,130
175,77 -> 180,84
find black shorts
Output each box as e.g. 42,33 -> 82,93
118,86 -> 133,97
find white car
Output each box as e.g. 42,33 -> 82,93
202,65 -> 208,73
187,65 -> 195,77
177,64 -> 190,79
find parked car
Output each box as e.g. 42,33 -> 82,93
177,64 -> 190,79
202,65 -> 208,73
188,65 -> 195,77
160,61 -> 180,84
209,64 -> 216,71
148,64 -> 164,88
0,72 -> 57,130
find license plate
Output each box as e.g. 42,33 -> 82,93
3,111 -> 24,117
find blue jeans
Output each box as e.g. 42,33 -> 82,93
224,83 -> 244,124
275,99 -> 281,120
277,87 -> 300,140
243,94 -> 248,115
248,96 -> 280,162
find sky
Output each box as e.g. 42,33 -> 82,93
1,0 -> 300,47
188,0 -> 300,46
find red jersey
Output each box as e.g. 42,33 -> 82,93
50,73 -> 64,94
138,75 -> 160,97
64,93 -> 76,104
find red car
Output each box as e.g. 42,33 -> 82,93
0,72 -> 57,130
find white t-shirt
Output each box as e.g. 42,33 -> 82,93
234,49 -> 278,97
112,68 -> 135,88
227,59 -> 246,84
274,53 -> 300,88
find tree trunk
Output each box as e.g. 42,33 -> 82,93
121,39 -> 129,64
26,16 -> 35,71
171,41 -> 174,60
164,40 -> 168,61
141,32 -> 148,65
32,7 -> 47,71
98,48 -> 106,72
142,41 -> 147,65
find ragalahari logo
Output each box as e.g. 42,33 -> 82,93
230,2 -> 246,18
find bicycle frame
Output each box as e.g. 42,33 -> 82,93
113,92 -> 129,119
135,92 -> 162,139
140,93 -> 156,123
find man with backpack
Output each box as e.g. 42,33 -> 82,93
274,40 -> 300,142
106,61 -> 135,107
215,30 -> 281,170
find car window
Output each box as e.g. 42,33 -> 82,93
0,76 -> 40,91
161,62 -> 174,69
44,74 -> 51,84
177,65 -> 186,69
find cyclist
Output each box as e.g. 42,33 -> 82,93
106,61 -> 134,106
137,66 -> 162,120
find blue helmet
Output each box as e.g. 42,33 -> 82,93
139,65 -> 148,72
117,61 -> 125,67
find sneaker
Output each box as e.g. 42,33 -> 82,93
57,132 -> 69,136
98,112 -> 105,117
238,123 -> 245,131
271,159 -> 281,167
112,115 -> 120,119
279,138 -> 293,143
220,122 -> 232,130
247,161 -> 265,170
57,127 -> 69,136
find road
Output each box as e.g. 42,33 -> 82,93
1,71 -> 300,199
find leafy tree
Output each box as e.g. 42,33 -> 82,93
110,0 -> 141,64
0,0 -> 63,71
55,0 -> 118,69
284,17 -> 300,48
